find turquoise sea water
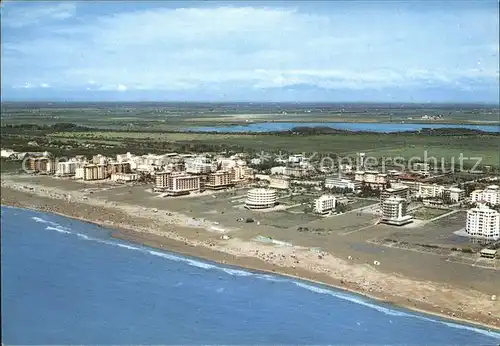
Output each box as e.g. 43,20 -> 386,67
186,122 -> 500,133
2,206 -> 499,344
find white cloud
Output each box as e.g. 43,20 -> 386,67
2,2 -> 77,28
2,3 -> 499,94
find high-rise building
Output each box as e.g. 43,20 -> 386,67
381,196 -> 413,226
155,171 -> 172,190
466,204 -> 500,240
206,171 -> 233,190
167,174 -> 200,195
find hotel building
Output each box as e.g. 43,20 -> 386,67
155,173 -> 201,195
466,204 -> 500,240
314,195 -> 336,215
325,177 -> 361,191
81,164 -> 107,181
56,161 -> 77,176
381,185 -> 410,203
381,197 -> 413,226
206,171 -> 233,190
245,189 -> 277,209
471,185 -> 500,206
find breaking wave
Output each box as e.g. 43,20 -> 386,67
31,215 -> 500,339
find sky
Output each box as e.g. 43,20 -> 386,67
1,1 -> 499,103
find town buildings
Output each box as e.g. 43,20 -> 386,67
185,157 -> 215,174
470,185 -> 500,206
245,188 -> 277,209
314,195 -> 336,214
354,170 -> 389,188
381,196 -> 413,226
465,204 -> 500,240
26,156 -> 55,174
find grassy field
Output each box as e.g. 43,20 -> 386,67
412,207 -> 450,220
47,131 -> 500,167
2,102 -> 499,128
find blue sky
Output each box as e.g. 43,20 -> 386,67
1,1 -> 499,103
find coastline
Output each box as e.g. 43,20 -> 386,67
1,179 -> 499,332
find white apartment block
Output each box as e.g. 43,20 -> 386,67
185,157 -> 215,174
471,185 -> 500,206
466,204 -> 500,240
443,187 -> 465,203
381,197 -> 413,226
270,166 -> 287,175
418,183 -> 445,198
56,161 -> 77,176
325,177 -> 361,191
314,195 -> 336,214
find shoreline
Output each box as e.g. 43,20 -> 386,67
1,178 -> 499,333
2,201 -> 499,334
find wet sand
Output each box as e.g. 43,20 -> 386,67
1,177 -> 499,331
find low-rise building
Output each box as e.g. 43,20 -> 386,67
269,176 -> 290,190
418,183 -> 445,199
111,173 -> 140,182
314,195 -> 336,215
465,204 -> 500,240
325,177 -> 361,191
470,185 -> 500,206
185,157 -> 215,174
245,188 -> 277,209
354,171 -> 389,188
381,196 -> 413,226
443,187 -> 465,203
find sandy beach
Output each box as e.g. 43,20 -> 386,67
1,175 -> 499,331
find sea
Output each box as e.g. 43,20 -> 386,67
186,122 -> 500,133
2,206 -> 499,345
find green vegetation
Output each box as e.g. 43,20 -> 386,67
412,207 -> 449,220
